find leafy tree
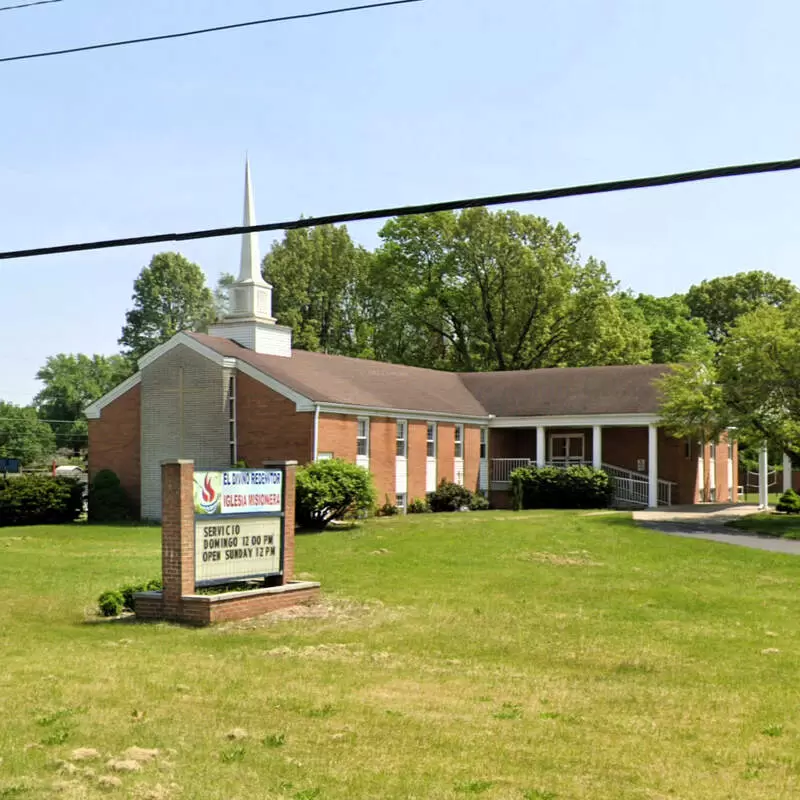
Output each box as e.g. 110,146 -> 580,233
657,364 -> 727,502
119,252 -> 216,363
213,272 -> 236,319
34,353 -> 133,452
686,270 -> 797,344
371,208 -> 650,371
622,293 -> 713,363
262,226 -> 373,356
0,401 -> 57,466
716,302 -> 800,463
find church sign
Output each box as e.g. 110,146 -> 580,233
193,469 -> 285,586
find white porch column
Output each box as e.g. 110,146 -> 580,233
783,452 -> 792,494
648,424 -> 658,508
759,443 -> 769,509
535,426 -> 546,467
592,425 -> 602,470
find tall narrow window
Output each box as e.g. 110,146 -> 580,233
480,428 -> 488,459
454,424 -> 464,459
357,418 -> 369,456
426,423 -> 436,458
396,420 -> 407,458
228,375 -> 237,465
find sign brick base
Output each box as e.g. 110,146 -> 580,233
135,459 -> 320,626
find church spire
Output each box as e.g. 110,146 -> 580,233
226,158 -> 273,321
208,158 -> 291,357
239,157 -> 263,284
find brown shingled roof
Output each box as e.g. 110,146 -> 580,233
190,333 -> 488,417
459,364 -> 670,417
190,333 -> 669,418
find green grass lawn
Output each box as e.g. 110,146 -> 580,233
728,513 -> 800,539
2,512 -> 800,799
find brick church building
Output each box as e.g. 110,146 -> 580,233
86,164 -> 737,519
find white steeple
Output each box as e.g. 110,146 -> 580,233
228,158 -> 273,321
208,158 -> 292,357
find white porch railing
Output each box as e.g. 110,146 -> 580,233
490,458 -> 674,506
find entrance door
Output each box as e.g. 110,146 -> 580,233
549,433 -> 585,466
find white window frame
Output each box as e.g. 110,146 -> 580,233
454,424 -> 464,459
228,374 -> 237,466
426,423 -> 436,458
396,493 -> 407,513
479,427 -> 488,460
357,418 -> 369,457
396,420 -> 408,458
317,452 -> 333,461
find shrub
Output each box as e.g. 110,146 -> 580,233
119,578 -> 163,610
377,496 -> 399,517
510,465 -> 612,510
98,577 -> 162,617
429,479 -> 474,512
408,497 -> 431,514
469,492 -> 490,511
777,489 -> 800,514
97,590 -> 125,617
0,475 -> 83,527
88,469 -> 132,522
296,459 -> 376,530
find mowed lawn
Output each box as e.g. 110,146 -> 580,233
2,513 -> 800,799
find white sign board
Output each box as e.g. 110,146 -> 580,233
193,469 -> 283,516
195,516 -> 282,584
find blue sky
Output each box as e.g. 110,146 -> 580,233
2,0 -> 800,403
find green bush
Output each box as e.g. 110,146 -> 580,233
469,492 -> 490,511
408,497 -> 431,514
88,469 -> 132,522
510,466 -> 612,510
377,496 -> 399,517
777,488 -> 800,514
296,459 -> 376,530
119,578 -> 163,610
98,578 -> 162,617
428,479 -> 474,512
0,475 -> 83,527
97,590 -> 125,617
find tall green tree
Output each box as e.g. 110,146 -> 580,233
0,401 -> 56,466
686,270 -> 797,344
622,293 -> 714,363
213,272 -> 235,319
657,363 -> 727,502
716,302 -> 800,463
34,354 -> 133,452
119,252 -> 216,363
371,208 -> 650,371
262,225 -> 373,356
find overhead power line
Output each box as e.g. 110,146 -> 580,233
0,0 -> 62,12
2,157 -> 800,262
0,0 -> 423,64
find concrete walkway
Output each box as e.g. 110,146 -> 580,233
633,504 -> 800,555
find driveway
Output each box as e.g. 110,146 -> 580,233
633,504 -> 800,556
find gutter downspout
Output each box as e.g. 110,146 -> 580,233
313,404 -> 320,461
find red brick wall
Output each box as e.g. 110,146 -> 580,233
464,425 -> 481,493
370,417 -> 396,504
236,372 -> 313,467
437,423 -> 455,484
491,429 -> 536,459
407,421 -> 428,503
88,383 -> 141,516
317,413 -> 357,461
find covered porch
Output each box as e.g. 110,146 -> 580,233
489,418 -> 684,508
